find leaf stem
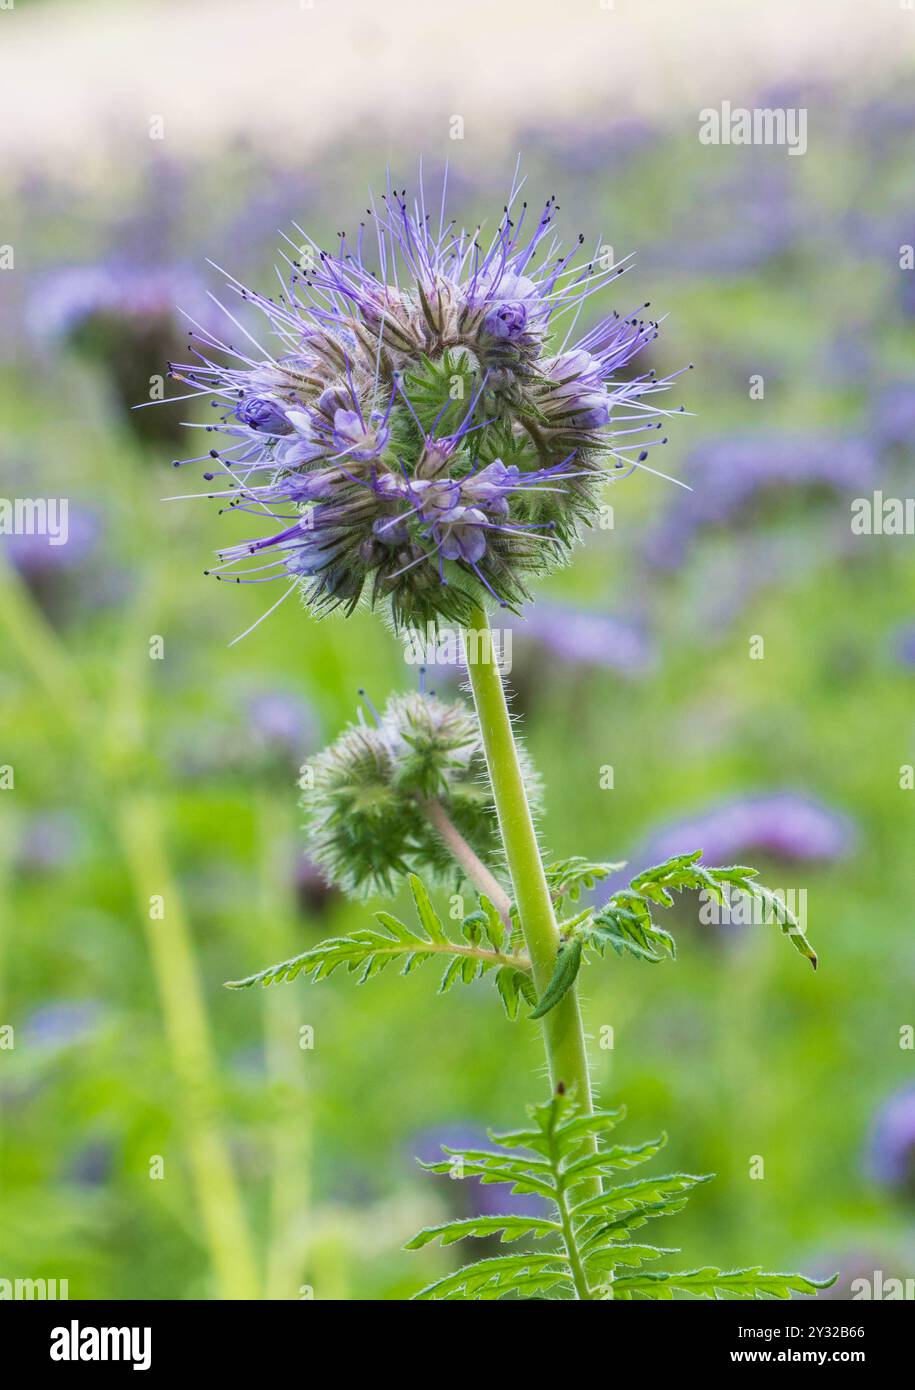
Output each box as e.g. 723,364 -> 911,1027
462,603 -> 594,1113
554,1177 -> 593,1301
419,796 -> 512,924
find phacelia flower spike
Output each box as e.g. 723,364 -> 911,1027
169,167 -> 688,630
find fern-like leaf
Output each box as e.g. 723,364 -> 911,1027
612,1266 -> 837,1300
225,874 -> 532,1012
530,850 -> 820,1019
407,1091 -> 834,1301
545,857 -> 626,903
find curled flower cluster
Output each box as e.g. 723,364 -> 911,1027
301,690 -> 539,897
170,170 -> 686,627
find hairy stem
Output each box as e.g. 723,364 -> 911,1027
462,602 -> 594,1115
419,797 -> 512,924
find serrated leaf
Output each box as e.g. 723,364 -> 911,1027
582,852 -> 819,972
413,1252 -> 572,1301
545,856 -> 626,902
227,883 -> 532,1007
407,1093 -> 831,1303
611,1266 -> 839,1300
409,873 -> 449,944
405,1214 -> 560,1249
563,1134 -> 668,1184
478,895 -> 506,951
571,1172 -> 713,1220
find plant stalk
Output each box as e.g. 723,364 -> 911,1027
462,602 -> 593,1111
419,797 -> 512,924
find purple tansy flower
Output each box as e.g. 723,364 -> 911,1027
866,1087 -> 915,1196
632,793 -> 856,871
170,168 -> 686,632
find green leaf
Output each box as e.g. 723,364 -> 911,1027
563,1134 -> 668,1184
611,1266 -> 839,1300
573,1172 -> 713,1220
409,873 -> 449,944
545,856 -> 626,902
413,1252 -> 572,1301
575,852 -> 819,972
587,900 -> 676,963
226,880 -> 533,1005
478,894 -> 506,951
529,938 -> 583,1019
405,1214 -> 561,1249
407,1093 -> 831,1303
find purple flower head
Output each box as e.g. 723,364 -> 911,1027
866,1087 -> 915,1195
173,169 -> 685,631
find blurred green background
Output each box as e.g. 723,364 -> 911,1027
1,10 -> 914,1301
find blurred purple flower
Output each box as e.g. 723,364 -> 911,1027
25,1000 -> 102,1051
16,811 -> 82,875
2,503 -> 102,579
65,1141 -> 114,1188
647,162 -> 808,276
1,502 -> 106,625
28,262 -> 217,443
892,623 -> 915,669
516,602 -> 654,676
411,1125 -> 547,1221
245,688 -> 318,763
871,383 -> 915,451
633,793 -> 856,871
294,853 -> 337,918
645,434 -> 878,571
866,1087 -> 915,1196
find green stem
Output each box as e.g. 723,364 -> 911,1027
462,602 -> 593,1112
419,797 -> 512,924
119,795 -> 261,1300
555,1178 -> 593,1301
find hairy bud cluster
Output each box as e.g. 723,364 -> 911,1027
172,172 -> 687,628
301,691 -> 540,897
